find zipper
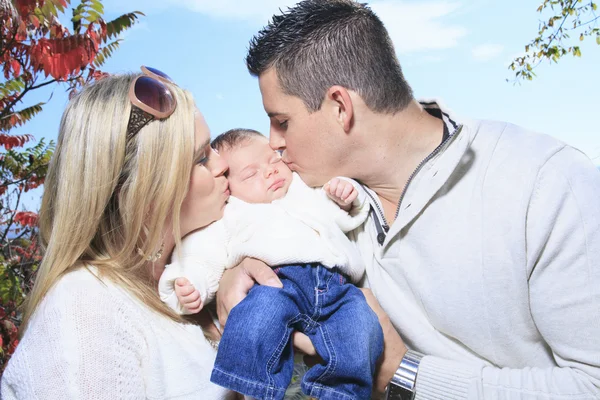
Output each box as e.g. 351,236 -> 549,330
365,124 -> 463,245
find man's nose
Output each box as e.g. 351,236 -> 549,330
269,130 -> 285,151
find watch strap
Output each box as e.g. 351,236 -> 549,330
385,350 -> 424,400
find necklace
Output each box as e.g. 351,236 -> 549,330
206,337 -> 220,351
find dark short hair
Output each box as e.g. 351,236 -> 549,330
246,0 -> 413,114
211,128 -> 265,153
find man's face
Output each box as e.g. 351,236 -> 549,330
221,136 -> 293,204
259,68 -> 346,187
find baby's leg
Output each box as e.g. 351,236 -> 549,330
210,283 -> 302,400
301,268 -> 384,400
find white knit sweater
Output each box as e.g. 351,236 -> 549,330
352,107 -> 600,399
0,268 -> 235,400
159,174 -> 369,313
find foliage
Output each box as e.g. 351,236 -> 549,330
510,0 -> 599,81
0,0 -> 142,372
0,134 -> 52,369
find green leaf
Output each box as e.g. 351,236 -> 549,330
105,11 -> 144,41
0,77 -> 26,97
93,40 -> 122,67
91,0 -> 104,14
0,103 -> 46,131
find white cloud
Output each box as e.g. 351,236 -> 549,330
371,1 -> 467,53
472,44 -> 504,62
123,0 -> 467,53
177,0 -> 294,21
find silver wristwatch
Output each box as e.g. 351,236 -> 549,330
384,350 -> 424,400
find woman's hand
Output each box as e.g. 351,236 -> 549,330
216,258 -> 282,327
360,288 -> 408,395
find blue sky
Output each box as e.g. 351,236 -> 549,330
10,0 -> 600,206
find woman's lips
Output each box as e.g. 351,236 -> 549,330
269,178 -> 285,191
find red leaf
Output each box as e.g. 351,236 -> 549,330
10,60 -> 21,78
14,211 -> 39,227
14,0 -> 41,17
0,133 -> 34,149
30,35 -> 99,81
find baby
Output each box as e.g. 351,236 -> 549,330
159,129 -> 383,400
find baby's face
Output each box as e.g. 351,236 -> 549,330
222,137 -> 293,203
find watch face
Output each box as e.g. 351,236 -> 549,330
387,383 -> 414,400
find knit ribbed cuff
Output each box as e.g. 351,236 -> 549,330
414,356 -> 479,400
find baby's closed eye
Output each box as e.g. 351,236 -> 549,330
242,170 -> 257,180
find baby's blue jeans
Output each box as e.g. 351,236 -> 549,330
210,263 -> 384,400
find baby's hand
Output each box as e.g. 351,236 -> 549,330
174,277 -> 203,314
324,178 -> 358,210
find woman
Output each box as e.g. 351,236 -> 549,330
0,68 -> 235,399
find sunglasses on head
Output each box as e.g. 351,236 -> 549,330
126,66 -> 177,138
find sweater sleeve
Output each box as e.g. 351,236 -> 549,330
0,272 -> 147,399
318,177 -> 370,232
158,221 -> 228,314
413,147 -> 600,400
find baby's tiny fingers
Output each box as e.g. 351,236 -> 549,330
335,182 -> 347,199
340,184 -> 354,201
186,298 -> 203,313
175,283 -> 196,297
345,189 -> 358,204
175,277 -> 190,287
182,289 -> 201,304
328,178 -> 340,195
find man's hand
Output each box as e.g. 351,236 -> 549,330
216,258 -> 282,327
324,178 -> 358,210
174,277 -> 203,314
360,288 -> 408,395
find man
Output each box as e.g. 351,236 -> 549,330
217,1 -> 600,399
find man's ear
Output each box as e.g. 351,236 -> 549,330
326,85 -> 354,133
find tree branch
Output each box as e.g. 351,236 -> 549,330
0,185 -> 23,245
0,164 -> 46,189
0,73 -> 83,121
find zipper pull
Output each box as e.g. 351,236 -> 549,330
383,224 -> 389,233
370,207 -> 387,245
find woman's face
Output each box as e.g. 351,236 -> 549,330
179,111 -> 229,236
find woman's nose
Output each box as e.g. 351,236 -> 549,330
208,148 -> 228,177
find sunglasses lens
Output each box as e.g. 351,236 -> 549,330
144,66 -> 173,82
134,76 -> 175,114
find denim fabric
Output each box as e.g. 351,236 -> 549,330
210,264 -> 383,400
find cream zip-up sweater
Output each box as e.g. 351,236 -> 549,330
0,268 -> 235,400
159,173 -> 369,314
351,104 -> 600,399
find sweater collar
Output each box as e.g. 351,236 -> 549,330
361,100 -> 470,247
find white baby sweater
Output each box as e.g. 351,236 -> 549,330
159,174 -> 369,313
0,268 -> 235,400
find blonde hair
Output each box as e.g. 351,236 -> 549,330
21,73 -> 196,333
